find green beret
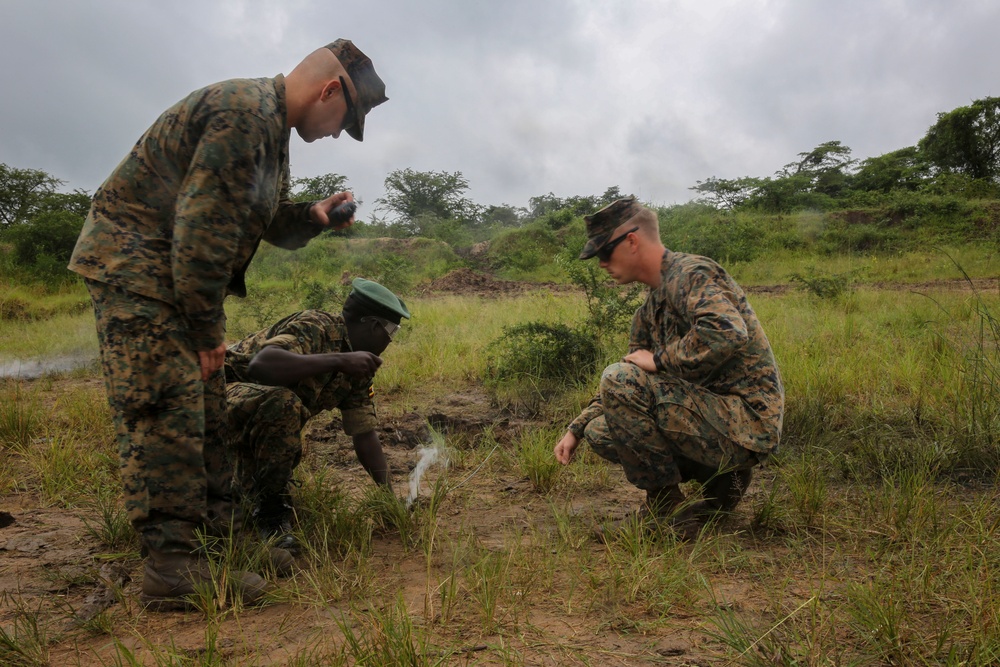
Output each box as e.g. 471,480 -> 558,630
349,278 -> 410,322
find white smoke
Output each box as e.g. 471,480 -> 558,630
406,431 -> 450,508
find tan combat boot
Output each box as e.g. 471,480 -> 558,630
140,550 -> 270,611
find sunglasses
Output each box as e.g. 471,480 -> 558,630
595,226 -> 639,262
362,315 -> 399,340
339,75 -> 358,134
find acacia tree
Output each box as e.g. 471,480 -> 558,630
690,176 -> 763,210
375,168 -> 481,234
919,96 -> 1000,182
782,140 -> 856,197
290,173 -> 350,202
0,164 -> 64,226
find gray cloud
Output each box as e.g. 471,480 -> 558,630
2,0 -> 998,212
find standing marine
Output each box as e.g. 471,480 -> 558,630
69,40 -> 388,609
553,197 -> 784,539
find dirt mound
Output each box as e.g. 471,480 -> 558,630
423,268 -> 532,296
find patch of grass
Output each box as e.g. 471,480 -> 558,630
337,596 -> 446,666
515,427 -> 561,493
0,593 -> 50,667
83,488 -> 140,555
0,383 -> 40,449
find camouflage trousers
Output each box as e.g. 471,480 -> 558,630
583,362 -> 758,490
226,383 -> 310,503
86,279 -> 233,552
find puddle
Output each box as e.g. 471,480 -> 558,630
0,354 -> 98,379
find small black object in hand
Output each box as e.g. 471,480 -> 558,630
329,201 -> 357,224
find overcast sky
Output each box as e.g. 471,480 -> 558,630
2,0 -> 998,215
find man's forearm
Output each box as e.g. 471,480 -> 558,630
352,430 -> 392,489
247,346 -> 338,386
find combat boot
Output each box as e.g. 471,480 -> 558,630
140,549 -> 269,611
253,493 -> 300,554
698,468 -> 753,515
596,484 -> 703,542
645,484 -> 703,540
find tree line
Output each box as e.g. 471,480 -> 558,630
691,96 -> 1000,212
3,96 -> 1000,283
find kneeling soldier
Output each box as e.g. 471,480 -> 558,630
554,197 -> 784,539
224,278 -> 408,551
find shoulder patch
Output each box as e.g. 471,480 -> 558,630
368,384 -> 375,398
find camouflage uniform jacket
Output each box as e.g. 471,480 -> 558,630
569,250 -> 784,453
68,74 -> 326,350
224,310 -> 378,435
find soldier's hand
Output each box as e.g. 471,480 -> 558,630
198,343 -> 227,382
310,191 -> 356,230
624,349 -> 656,372
554,431 -> 580,465
334,351 -> 383,378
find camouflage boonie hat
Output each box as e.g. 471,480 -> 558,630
579,196 -> 645,260
325,39 -> 388,142
348,278 -> 411,323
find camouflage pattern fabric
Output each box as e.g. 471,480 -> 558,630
86,279 -> 232,553
225,383 -> 310,501
68,74 -> 326,351
569,250 -> 784,489
582,363 -> 758,489
224,310 -> 378,499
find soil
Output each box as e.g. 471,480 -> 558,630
421,268 -> 570,297
1,373 -> 755,665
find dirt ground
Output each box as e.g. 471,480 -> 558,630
1,371 -> 769,665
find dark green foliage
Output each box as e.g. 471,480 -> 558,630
486,226 -> 560,273
851,147 -> 929,194
484,322 -> 600,387
376,168 -> 481,233
919,96 -> 1000,182
526,187 -> 622,220
817,223 -> 902,254
291,173 -> 349,202
658,204 -> 781,262
481,204 -> 526,229
4,210 -> 84,284
690,176 -> 762,210
8,210 -> 82,266
0,163 -> 64,226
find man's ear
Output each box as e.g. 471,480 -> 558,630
321,78 -> 340,101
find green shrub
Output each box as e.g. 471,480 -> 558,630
486,226 -> 560,274
818,223 -> 902,254
788,267 -> 859,299
556,252 -> 642,347
2,211 -> 84,285
485,322 -> 599,386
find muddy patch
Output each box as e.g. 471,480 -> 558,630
421,268 -> 568,297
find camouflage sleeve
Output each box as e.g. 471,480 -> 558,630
341,383 -> 378,435
263,172 -> 328,250
172,110 -> 271,350
567,395 -> 603,439
653,268 -> 749,380
628,307 -> 653,353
